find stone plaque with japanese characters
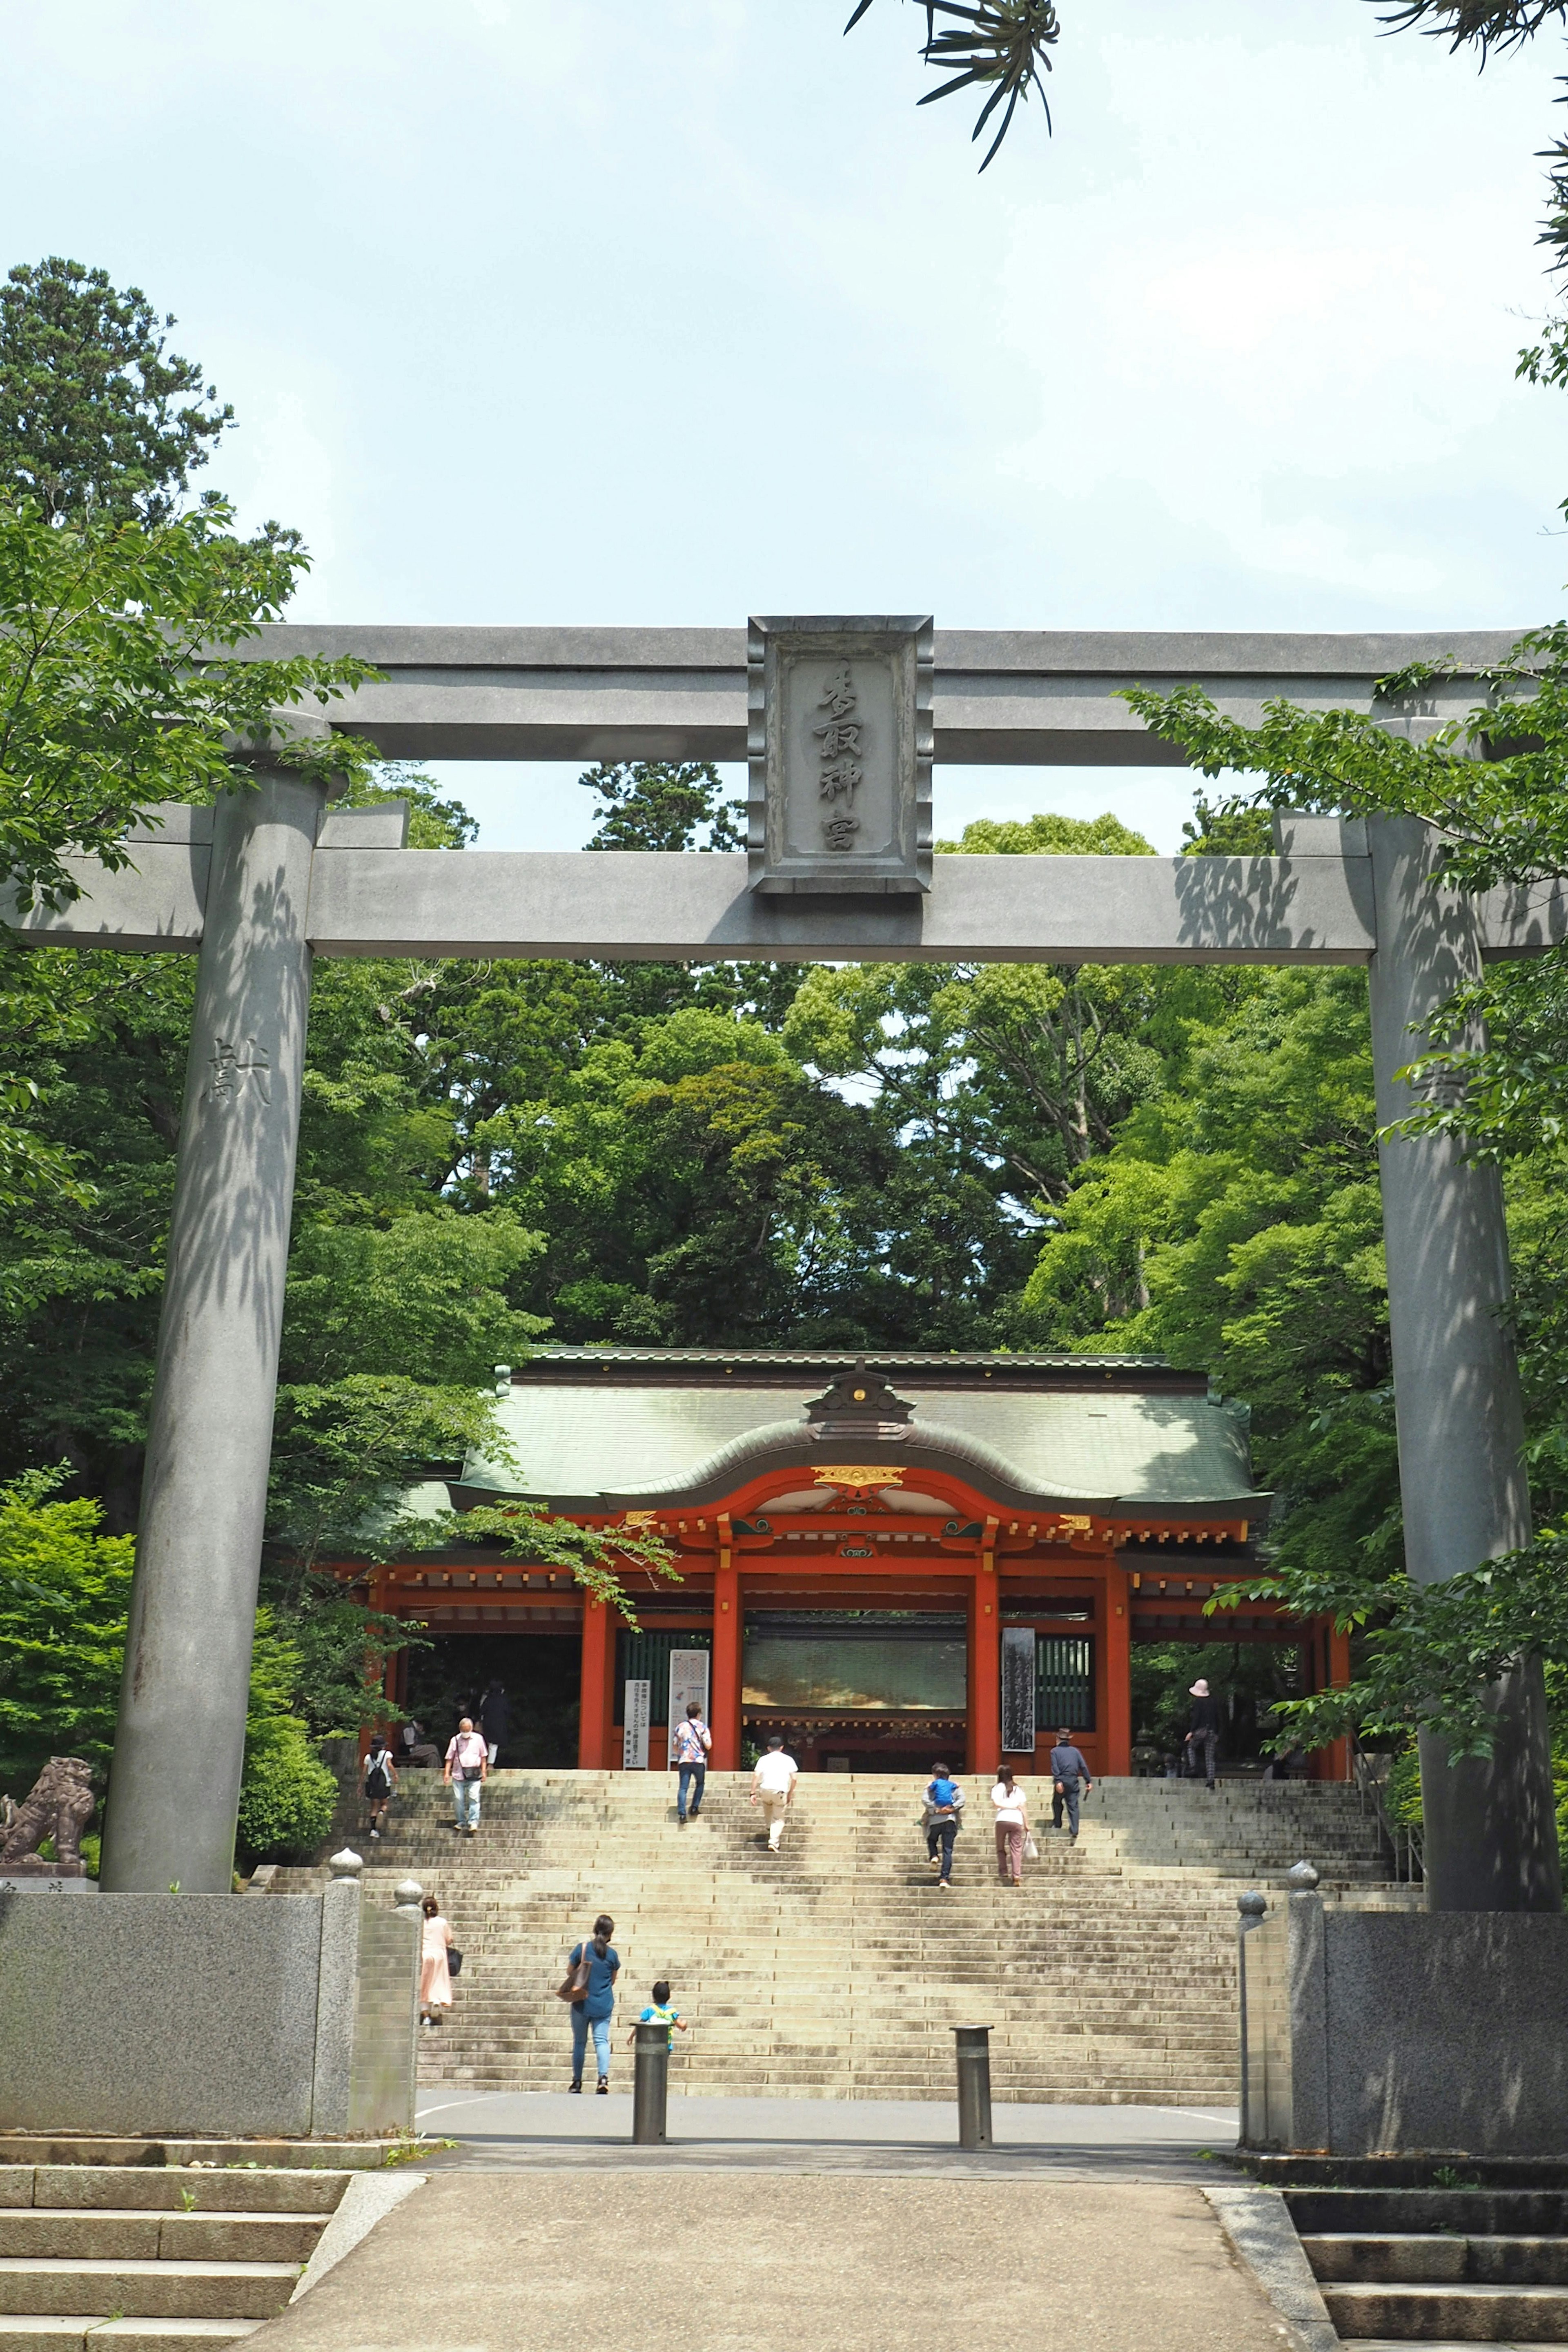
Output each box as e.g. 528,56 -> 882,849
746,615 -> 933,894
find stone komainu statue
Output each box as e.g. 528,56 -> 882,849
0,1757 -> 96,1873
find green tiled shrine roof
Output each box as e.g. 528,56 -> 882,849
455,1350 -> 1264,1518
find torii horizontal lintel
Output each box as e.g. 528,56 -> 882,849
7,808 -> 1565,964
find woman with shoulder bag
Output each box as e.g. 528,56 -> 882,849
419,1895 -> 456,2030
990,1764 -> 1031,1887
561,1913 -> 619,2093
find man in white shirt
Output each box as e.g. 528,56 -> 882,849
750,1736 -> 798,1852
443,1716 -> 488,1836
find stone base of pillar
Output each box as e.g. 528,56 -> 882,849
1241,1889 -> 1568,2155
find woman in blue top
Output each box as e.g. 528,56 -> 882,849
567,1913 -> 620,2094
924,1762 -> 963,1890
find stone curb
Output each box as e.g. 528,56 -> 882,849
292,2169 -> 428,2299
1202,2182 -> 1338,2352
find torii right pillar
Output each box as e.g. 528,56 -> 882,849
1368,815 -> 1561,1911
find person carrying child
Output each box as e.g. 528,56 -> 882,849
630,1977 -> 689,2052
922,1760 -> 964,1889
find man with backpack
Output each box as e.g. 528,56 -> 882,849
361,1735 -> 399,1841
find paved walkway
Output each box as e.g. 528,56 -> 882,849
413,2089 -> 1241,2179
255,2174 -> 1293,2352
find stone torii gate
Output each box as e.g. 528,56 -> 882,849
13,622 -> 1566,1913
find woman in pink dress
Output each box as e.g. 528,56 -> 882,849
420,1894 -> 454,2030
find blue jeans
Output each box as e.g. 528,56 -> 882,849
926,1818 -> 956,1880
452,1776 -> 481,1829
678,1762 -> 706,1819
572,2009 -> 612,2083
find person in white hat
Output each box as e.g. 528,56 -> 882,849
1185,1677 -> 1221,1791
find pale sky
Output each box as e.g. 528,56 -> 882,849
4,1 -> 1566,852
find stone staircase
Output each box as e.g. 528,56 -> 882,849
301,1770 -> 1409,2108
1288,2180 -> 1568,2346
0,2163 -> 349,2348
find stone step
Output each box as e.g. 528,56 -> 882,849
1322,2281 -> 1568,2336
1288,2192 -> 1568,2239
0,2323 -> 263,2350
0,2176 -> 345,2219
324,1765 -> 1396,2102
1305,2233 -> 1568,2287
0,2266 -> 297,2323
0,2222 -> 319,2267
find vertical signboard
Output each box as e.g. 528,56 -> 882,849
622,1679 -> 651,1770
667,1649 -> 711,1763
1000,1627 -> 1036,1756
747,615 -> 933,895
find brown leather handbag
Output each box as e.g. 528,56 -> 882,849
556,1933 -> 594,2003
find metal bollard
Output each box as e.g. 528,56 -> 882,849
953,2023 -> 993,2150
632,2020 -> 670,2144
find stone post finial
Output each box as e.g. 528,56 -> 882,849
1285,1859 -> 1320,1890
393,1878 -> 424,1915
1238,1889 -> 1267,1925
328,1848 -> 364,1879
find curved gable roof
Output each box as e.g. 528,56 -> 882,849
456,1367 -> 1264,1518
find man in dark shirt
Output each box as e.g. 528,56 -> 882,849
1186,1677 -> 1221,1790
1049,1728 -> 1094,1842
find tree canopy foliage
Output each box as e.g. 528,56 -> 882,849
0,258 -> 232,525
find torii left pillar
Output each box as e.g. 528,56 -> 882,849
99,758 -> 326,1893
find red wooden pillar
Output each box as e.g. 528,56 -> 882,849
711,1534 -> 742,1769
1102,1562 -> 1132,1777
1322,1621 -> 1353,1782
577,1596 -> 615,1770
968,1543 -> 1001,1776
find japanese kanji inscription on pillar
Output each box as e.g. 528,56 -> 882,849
747,614 -> 933,893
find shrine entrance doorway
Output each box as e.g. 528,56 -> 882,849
396,1627 -> 582,1773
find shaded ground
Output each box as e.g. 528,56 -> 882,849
254,2174 -> 1294,2352
411,2089 -> 1241,2179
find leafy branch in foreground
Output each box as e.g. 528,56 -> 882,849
845,0 -> 1059,169
0,495 -> 380,911
1122,631 -> 1568,1152
386,1501 -> 680,1625
1369,2 -> 1568,58
267,1372 -> 680,1626
1206,1542 -> 1568,1760
1123,628 -> 1568,893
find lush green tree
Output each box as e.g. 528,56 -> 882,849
234,1610 -> 339,1864
0,497 -> 374,915
935,811 -> 1152,856
0,1469 -> 354,1859
0,259 -> 232,524
1118,644 -> 1568,1761
0,1467 -> 133,1788
1017,966 -> 1401,1588
582,760 -> 742,853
